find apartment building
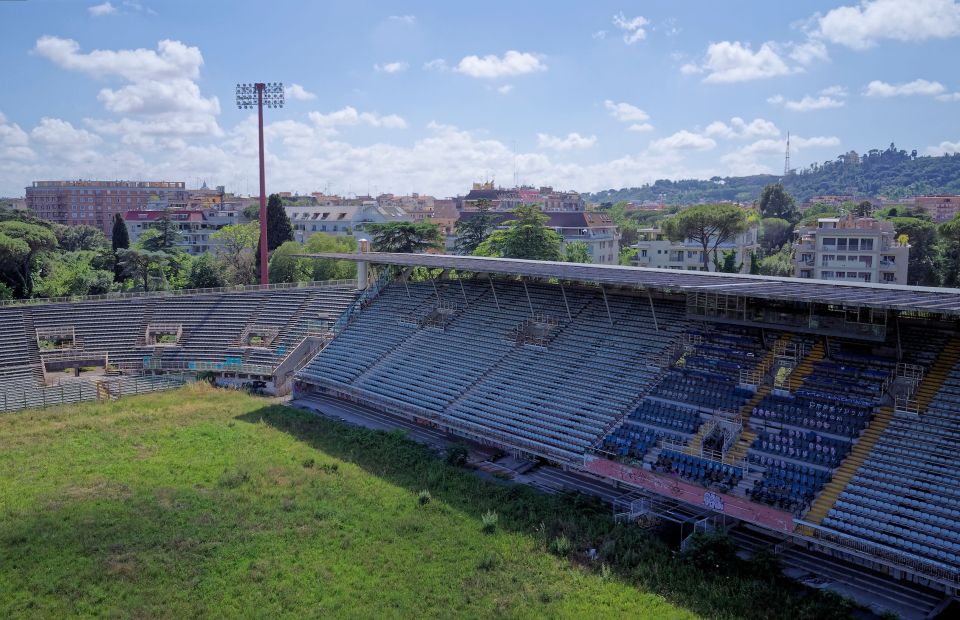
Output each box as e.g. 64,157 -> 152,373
793,214 -> 910,284
123,208 -> 248,255
914,195 -> 960,223
26,180 -> 188,236
286,202 -> 412,243
632,224 -> 759,273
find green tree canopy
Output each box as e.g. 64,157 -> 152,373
564,241 -> 591,264
758,183 -> 798,221
759,217 -> 793,252
186,252 -> 227,289
758,245 -> 794,277
474,204 -> 562,261
116,247 -> 169,292
56,225 -> 108,252
35,250 -> 113,297
111,213 -> 130,282
268,241 -> 313,284
266,193 -> 294,252
140,214 -> 182,252
366,221 -> 442,253
892,217 -> 940,287
302,233 -> 358,281
714,249 -> 743,273
212,222 -> 259,285
0,220 -> 58,298
660,204 -> 749,270
454,201 -> 496,255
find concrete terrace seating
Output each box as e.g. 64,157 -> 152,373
747,456 -> 831,514
751,393 -> 869,438
823,358 -> 960,571
31,299 -> 148,366
655,449 -> 743,492
299,279 -> 688,462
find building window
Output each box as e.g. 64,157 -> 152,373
882,272 -> 895,282
861,239 -> 873,250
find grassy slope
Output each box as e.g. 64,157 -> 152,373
0,385 -> 692,619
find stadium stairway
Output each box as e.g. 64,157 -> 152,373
21,310 -> 44,385
787,339 -> 825,391
800,405 -> 894,528
724,384 -> 771,463
912,336 -> 960,412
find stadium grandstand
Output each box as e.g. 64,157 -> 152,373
0,280 -> 359,412
291,250 -> 960,605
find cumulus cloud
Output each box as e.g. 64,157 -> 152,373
308,106 -> 407,131
33,36 -> 203,81
649,130 -> 717,152
0,111 -> 34,162
787,39 -> 830,65
603,100 -> 649,122
721,134 -> 840,174
768,86 -> 848,111
88,2 -> 116,16
704,117 -> 780,139
864,78 -> 946,97
496,84 -> 513,95
686,41 -> 792,83
927,139 -> 960,154
374,61 -> 409,74
612,13 -> 649,44
536,132 -> 597,151
34,36 -> 220,145
815,0 -> 960,50
454,51 -> 546,79
285,83 -> 316,101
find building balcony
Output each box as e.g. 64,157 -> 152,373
821,260 -> 873,269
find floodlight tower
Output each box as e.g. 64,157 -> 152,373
236,82 -> 284,286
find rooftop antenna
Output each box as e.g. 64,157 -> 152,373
784,131 -> 791,177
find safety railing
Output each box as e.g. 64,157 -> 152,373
0,278 -> 358,307
0,373 -> 193,414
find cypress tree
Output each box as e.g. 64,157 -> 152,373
111,213 -> 130,281
265,193 -> 293,251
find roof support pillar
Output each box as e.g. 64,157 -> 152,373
522,280 -> 534,316
646,289 -> 659,332
400,268 -> 412,298
487,275 -> 500,310
559,281 -> 572,320
601,285 -> 613,326
458,277 -> 468,304
430,276 -> 441,301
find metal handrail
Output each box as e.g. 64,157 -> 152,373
0,279 -> 358,307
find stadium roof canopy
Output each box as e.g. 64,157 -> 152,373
306,252 -> 960,316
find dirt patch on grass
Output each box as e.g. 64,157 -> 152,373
105,552 -> 139,580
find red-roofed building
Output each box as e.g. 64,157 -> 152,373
123,208 -> 249,255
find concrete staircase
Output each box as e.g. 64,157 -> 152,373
801,405 -> 895,528
787,339 -> 826,391
912,336 -> 960,412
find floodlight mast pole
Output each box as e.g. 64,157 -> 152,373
256,83 -> 268,286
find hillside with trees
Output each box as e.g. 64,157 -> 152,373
589,147 -> 960,206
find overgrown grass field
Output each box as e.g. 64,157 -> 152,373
0,385 -> 853,618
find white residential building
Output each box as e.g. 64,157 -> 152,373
286,202 -> 412,243
793,215 -> 910,284
123,208 -> 248,255
633,224 -> 759,273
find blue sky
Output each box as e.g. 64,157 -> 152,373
1,0 -> 959,197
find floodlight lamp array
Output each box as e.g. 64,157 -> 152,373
235,82 -> 285,109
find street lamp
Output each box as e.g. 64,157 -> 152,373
236,82 -> 284,286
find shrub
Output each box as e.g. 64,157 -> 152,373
218,467 -> 250,489
477,553 -> 499,571
549,535 -> 572,557
417,490 -> 431,505
481,510 -> 498,534
302,458 -> 315,469
747,548 -> 782,581
681,531 -> 739,572
445,444 -> 468,467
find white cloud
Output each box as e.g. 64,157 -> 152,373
864,78 -> 946,97
454,51 -> 546,79
687,41 -> 792,83
628,123 -> 654,132
387,15 -> 416,25
34,36 -> 220,145
721,134 -> 840,173
926,140 -> 960,154
30,117 -> 102,162
308,106 -> 407,131
374,61 -> 409,74
88,2 -> 116,16
593,30 -> 607,40
497,84 -> 513,95
603,100 -> 649,122
285,83 -> 316,101
649,130 -> 717,152
816,0 -> 960,50
704,117 -> 780,139
423,58 -> 448,72
612,13 -> 649,44
936,92 -> 960,101
34,36 -> 203,81
788,39 -> 829,65
768,86 -> 848,111
536,132 -> 597,151
0,111 -> 34,162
